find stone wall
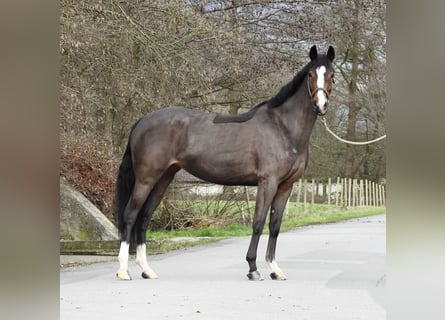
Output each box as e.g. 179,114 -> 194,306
60,178 -> 118,241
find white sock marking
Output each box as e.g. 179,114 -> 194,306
268,260 -> 282,273
135,244 -> 149,269
135,243 -> 158,278
268,260 -> 286,279
118,241 -> 130,271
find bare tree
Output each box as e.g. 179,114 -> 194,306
60,0 -> 386,214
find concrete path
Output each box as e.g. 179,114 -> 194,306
60,215 -> 386,320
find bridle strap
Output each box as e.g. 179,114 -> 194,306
307,79 -> 330,101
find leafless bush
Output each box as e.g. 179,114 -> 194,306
60,136 -> 119,221
150,183 -> 252,231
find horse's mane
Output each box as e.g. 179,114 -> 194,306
267,62 -> 312,108
213,61 -> 312,124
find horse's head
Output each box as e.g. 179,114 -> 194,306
307,45 -> 335,116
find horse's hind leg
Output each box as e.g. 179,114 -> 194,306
135,166 -> 180,279
116,182 -> 153,280
266,184 -> 293,280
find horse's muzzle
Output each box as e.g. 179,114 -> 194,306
313,103 -> 328,116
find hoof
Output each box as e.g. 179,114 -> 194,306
141,271 -> 158,279
116,270 -> 132,280
246,270 -> 264,281
270,272 -> 287,280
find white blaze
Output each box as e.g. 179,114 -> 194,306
316,66 -> 327,108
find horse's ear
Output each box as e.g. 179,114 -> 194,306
309,45 -> 318,61
327,46 -> 335,62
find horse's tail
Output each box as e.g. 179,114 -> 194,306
114,119 -> 140,248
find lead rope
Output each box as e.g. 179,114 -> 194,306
320,117 -> 386,145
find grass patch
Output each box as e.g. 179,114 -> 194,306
280,205 -> 385,232
148,224 -> 250,239
146,238 -> 220,255
147,203 -> 385,240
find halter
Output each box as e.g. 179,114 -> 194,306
307,77 -> 330,115
307,78 -> 330,101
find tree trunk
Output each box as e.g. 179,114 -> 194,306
344,3 -> 360,178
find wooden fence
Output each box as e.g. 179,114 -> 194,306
172,176 -> 386,208
161,177 -> 385,227
291,177 -> 386,208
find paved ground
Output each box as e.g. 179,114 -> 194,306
60,215 -> 386,320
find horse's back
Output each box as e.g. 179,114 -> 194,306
131,106 -> 204,140
137,106 -> 203,127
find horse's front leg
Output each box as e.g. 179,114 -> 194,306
266,184 -> 293,280
246,178 -> 278,281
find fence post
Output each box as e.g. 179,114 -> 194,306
352,179 -> 356,207
356,179 -> 359,207
376,184 -> 380,207
311,178 -> 315,208
303,179 -> 307,214
335,177 -> 340,206
363,180 -> 366,206
369,181 -> 372,206
340,178 -> 344,208
287,186 -> 294,217
327,177 -> 331,205
366,180 -> 370,206
382,185 -> 386,207
244,186 -> 251,220
296,179 -> 302,204
378,184 -> 382,207
339,178 -> 343,207
375,182 -> 378,207
374,182 -> 379,207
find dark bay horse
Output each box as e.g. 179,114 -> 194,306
114,45 -> 335,281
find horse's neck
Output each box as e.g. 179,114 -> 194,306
274,87 -> 317,149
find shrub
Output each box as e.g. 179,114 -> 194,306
60,137 -> 119,222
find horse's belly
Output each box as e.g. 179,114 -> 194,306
180,161 -> 258,186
